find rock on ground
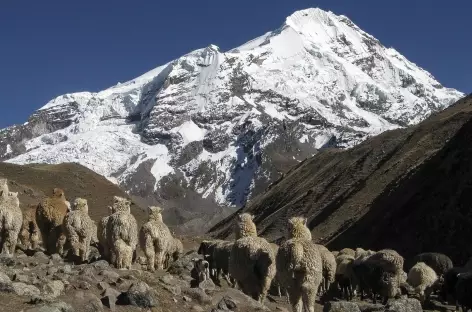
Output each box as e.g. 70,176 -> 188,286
43,280 -> 65,298
385,299 -> 423,312
0,272 -> 13,292
73,291 -> 103,312
101,287 -> 121,311
211,288 -> 269,311
25,301 -> 74,312
323,301 -> 362,312
12,282 -> 40,296
117,281 -> 158,308
182,287 -> 212,305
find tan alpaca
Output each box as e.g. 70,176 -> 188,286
276,216 -> 323,312
139,206 -> 173,271
19,204 -> 40,250
106,196 -> 137,269
63,198 -> 94,262
229,212 -> 276,303
36,188 -> 69,255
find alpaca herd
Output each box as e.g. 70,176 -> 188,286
0,179 -> 182,272
1,178 -> 472,311
197,214 -> 472,312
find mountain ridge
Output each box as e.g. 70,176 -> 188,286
0,8 -> 463,230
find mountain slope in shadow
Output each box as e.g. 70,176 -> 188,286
209,94 -> 472,264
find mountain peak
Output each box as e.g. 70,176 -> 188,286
0,8 -> 464,222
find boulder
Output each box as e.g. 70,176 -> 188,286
0,271 -> 13,292
60,265 -> 72,274
384,299 -> 423,312
47,267 -> 58,276
0,254 -> 15,267
101,288 -> 121,311
217,296 -> 237,310
25,301 -> 74,312
182,287 -> 212,305
117,281 -> 158,308
74,291 -> 103,312
12,282 -> 40,296
14,273 -> 31,283
34,252 -> 49,261
92,260 -> 109,270
79,266 -> 95,278
97,281 -> 109,291
323,301 -> 362,312
99,270 -> 119,283
43,280 -> 65,298
211,288 -> 269,311
199,278 -> 216,291
50,254 -> 63,262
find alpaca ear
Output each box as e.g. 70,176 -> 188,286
251,214 -> 255,221
9,192 -> 18,197
303,217 -> 308,226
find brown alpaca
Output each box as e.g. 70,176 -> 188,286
36,188 -> 69,255
19,204 -> 40,250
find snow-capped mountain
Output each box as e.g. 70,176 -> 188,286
0,8 -> 463,211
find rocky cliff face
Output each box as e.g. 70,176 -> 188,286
0,8 -> 463,225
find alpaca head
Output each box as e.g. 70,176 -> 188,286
73,198 -> 88,213
52,188 -> 66,200
237,213 -> 254,224
148,206 -> 163,222
112,196 -> 131,213
287,216 -> 311,240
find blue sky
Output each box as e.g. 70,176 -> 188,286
0,0 -> 469,128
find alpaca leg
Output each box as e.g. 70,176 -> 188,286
144,237 -> 155,271
259,275 -> 273,303
302,284 -> 317,312
69,232 -> 79,257
110,249 -> 117,267
286,286 -> 302,312
19,228 -> 29,249
78,236 -> 88,263
3,230 -> 15,255
112,241 -> 123,269
56,229 -> 67,256
84,236 -> 91,263
155,250 -> 165,270
8,228 -> 20,255
125,245 -> 133,269
46,229 -> 56,255
115,249 -> 123,269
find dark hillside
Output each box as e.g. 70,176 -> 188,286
209,94 -> 472,264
